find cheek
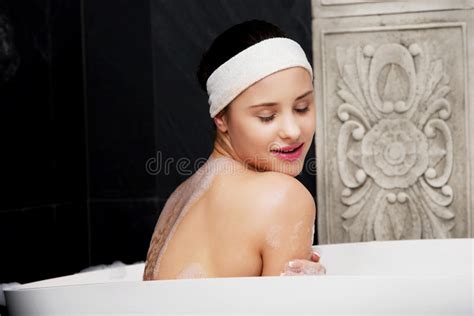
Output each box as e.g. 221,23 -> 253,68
232,120 -> 275,153
302,113 -> 316,134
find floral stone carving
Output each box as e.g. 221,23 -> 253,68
336,43 -> 455,241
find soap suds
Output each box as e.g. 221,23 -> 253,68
266,219 -> 312,251
289,219 -> 304,251
265,225 -> 283,249
177,263 -> 204,279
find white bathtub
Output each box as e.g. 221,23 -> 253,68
5,239 -> 473,315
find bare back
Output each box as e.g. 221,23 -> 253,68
143,156 -> 262,280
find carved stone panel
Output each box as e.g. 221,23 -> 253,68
312,7 -> 473,243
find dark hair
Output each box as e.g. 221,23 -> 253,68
197,20 -> 288,136
196,19 -> 288,94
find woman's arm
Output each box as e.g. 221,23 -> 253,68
252,173 -> 316,276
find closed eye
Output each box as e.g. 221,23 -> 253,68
296,107 -> 310,113
259,115 -> 275,123
259,107 -> 309,123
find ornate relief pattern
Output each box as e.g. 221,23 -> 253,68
336,43 -> 455,241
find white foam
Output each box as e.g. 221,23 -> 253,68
176,263 -> 205,279
265,225 -> 283,249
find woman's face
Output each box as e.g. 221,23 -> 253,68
216,66 -> 316,176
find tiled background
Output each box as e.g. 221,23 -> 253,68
1,0 -> 88,286
0,0 -> 316,298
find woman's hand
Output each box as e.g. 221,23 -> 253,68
280,251 -> 326,276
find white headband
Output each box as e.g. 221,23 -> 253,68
206,37 -> 313,118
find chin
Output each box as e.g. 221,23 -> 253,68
273,160 -> 304,177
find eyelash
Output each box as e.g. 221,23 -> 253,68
259,107 -> 310,123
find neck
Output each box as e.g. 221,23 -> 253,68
209,132 -> 259,172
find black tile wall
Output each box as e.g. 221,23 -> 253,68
0,203 -> 88,284
54,202 -> 90,276
0,1 -> 55,211
50,0 -> 87,204
0,0 -> 88,288
0,206 -> 56,284
89,198 -> 161,266
83,0 -> 156,200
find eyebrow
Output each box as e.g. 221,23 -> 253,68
248,90 -> 314,108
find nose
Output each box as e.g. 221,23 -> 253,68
278,113 -> 301,140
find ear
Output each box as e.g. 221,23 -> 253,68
213,111 -> 228,133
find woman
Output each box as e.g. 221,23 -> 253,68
143,20 -> 325,280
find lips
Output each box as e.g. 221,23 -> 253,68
271,142 -> 304,153
270,142 -> 305,162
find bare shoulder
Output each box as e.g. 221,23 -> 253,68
252,171 -> 316,217
209,169 -> 313,216
217,170 -> 315,230
259,171 -> 313,197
